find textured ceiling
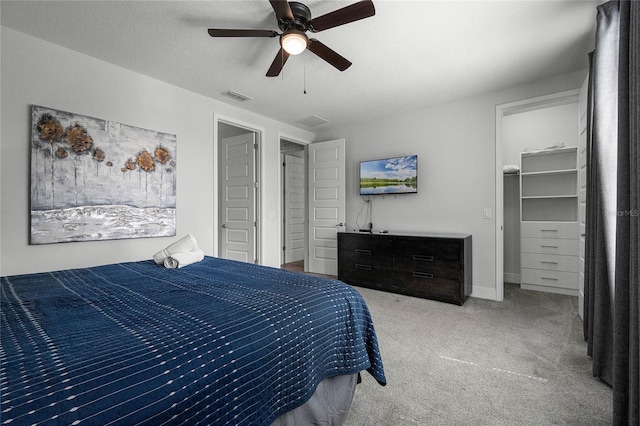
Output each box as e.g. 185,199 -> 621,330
1,0 -> 599,130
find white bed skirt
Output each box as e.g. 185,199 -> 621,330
272,374 -> 358,426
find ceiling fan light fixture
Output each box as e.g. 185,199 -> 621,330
281,30 -> 308,55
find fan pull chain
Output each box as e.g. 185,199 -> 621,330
303,65 -> 307,94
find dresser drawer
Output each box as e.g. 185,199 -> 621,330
339,267 -> 394,291
521,237 -> 579,256
393,257 -> 463,280
521,253 -> 578,273
393,238 -> 462,262
390,273 -> 464,305
338,234 -> 392,255
521,222 -> 578,239
521,268 -> 578,290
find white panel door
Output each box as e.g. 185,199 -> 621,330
578,75 -> 589,320
219,133 -> 256,263
308,139 -> 345,275
284,154 -> 306,264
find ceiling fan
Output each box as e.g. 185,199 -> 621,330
208,0 -> 375,77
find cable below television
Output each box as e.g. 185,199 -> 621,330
355,196 -> 373,231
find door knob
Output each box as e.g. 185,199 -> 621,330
221,224 -> 227,228
336,223 -> 344,227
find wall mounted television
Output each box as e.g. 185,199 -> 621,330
359,155 -> 418,195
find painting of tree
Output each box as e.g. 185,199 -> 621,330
30,105 -> 177,244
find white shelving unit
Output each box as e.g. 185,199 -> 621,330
520,147 -> 579,295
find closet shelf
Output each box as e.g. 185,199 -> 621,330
521,169 -> 577,176
521,195 -> 578,200
520,146 -> 579,295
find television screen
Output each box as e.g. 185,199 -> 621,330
359,155 -> 418,195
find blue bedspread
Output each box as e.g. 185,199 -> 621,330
1,256 -> 385,425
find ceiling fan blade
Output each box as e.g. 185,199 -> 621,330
208,29 -> 279,38
308,0 -> 375,32
266,48 -> 291,77
307,39 -> 352,71
269,0 -> 294,22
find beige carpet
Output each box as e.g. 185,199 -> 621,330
344,283 -> 612,425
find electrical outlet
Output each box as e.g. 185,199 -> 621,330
483,208 -> 492,219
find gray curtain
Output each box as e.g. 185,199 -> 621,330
585,0 -> 619,386
585,1 -> 639,424
612,2 -> 639,423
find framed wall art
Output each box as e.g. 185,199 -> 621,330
30,105 -> 177,244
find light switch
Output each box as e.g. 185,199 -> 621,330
483,208 -> 492,219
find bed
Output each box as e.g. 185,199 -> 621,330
1,256 -> 386,425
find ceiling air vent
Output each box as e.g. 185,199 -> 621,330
220,90 -> 252,102
296,115 -> 329,127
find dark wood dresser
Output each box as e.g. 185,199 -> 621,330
337,232 -> 472,305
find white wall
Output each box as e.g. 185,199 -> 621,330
502,102 -> 579,166
315,70 -> 587,300
0,27 -> 315,276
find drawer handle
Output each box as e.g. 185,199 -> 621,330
541,277 -> 559,281
413,255 -> 434,262
355,249 -> 371,255
541,261 -> 558,264
413,272 -> 434,279
541,229 -> 558,232
540,245 -> 558,248
355,264 -> 372,271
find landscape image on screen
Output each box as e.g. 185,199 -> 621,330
360,155 -> 418,195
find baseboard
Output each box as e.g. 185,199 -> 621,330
503,272 -> 520,284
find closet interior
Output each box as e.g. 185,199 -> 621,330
502,100 -> 580,295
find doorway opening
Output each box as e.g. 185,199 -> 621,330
495,89 -> 580,302
217,120 -> 261,264
280,139 -> 307,272
279,138 -> 346,277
